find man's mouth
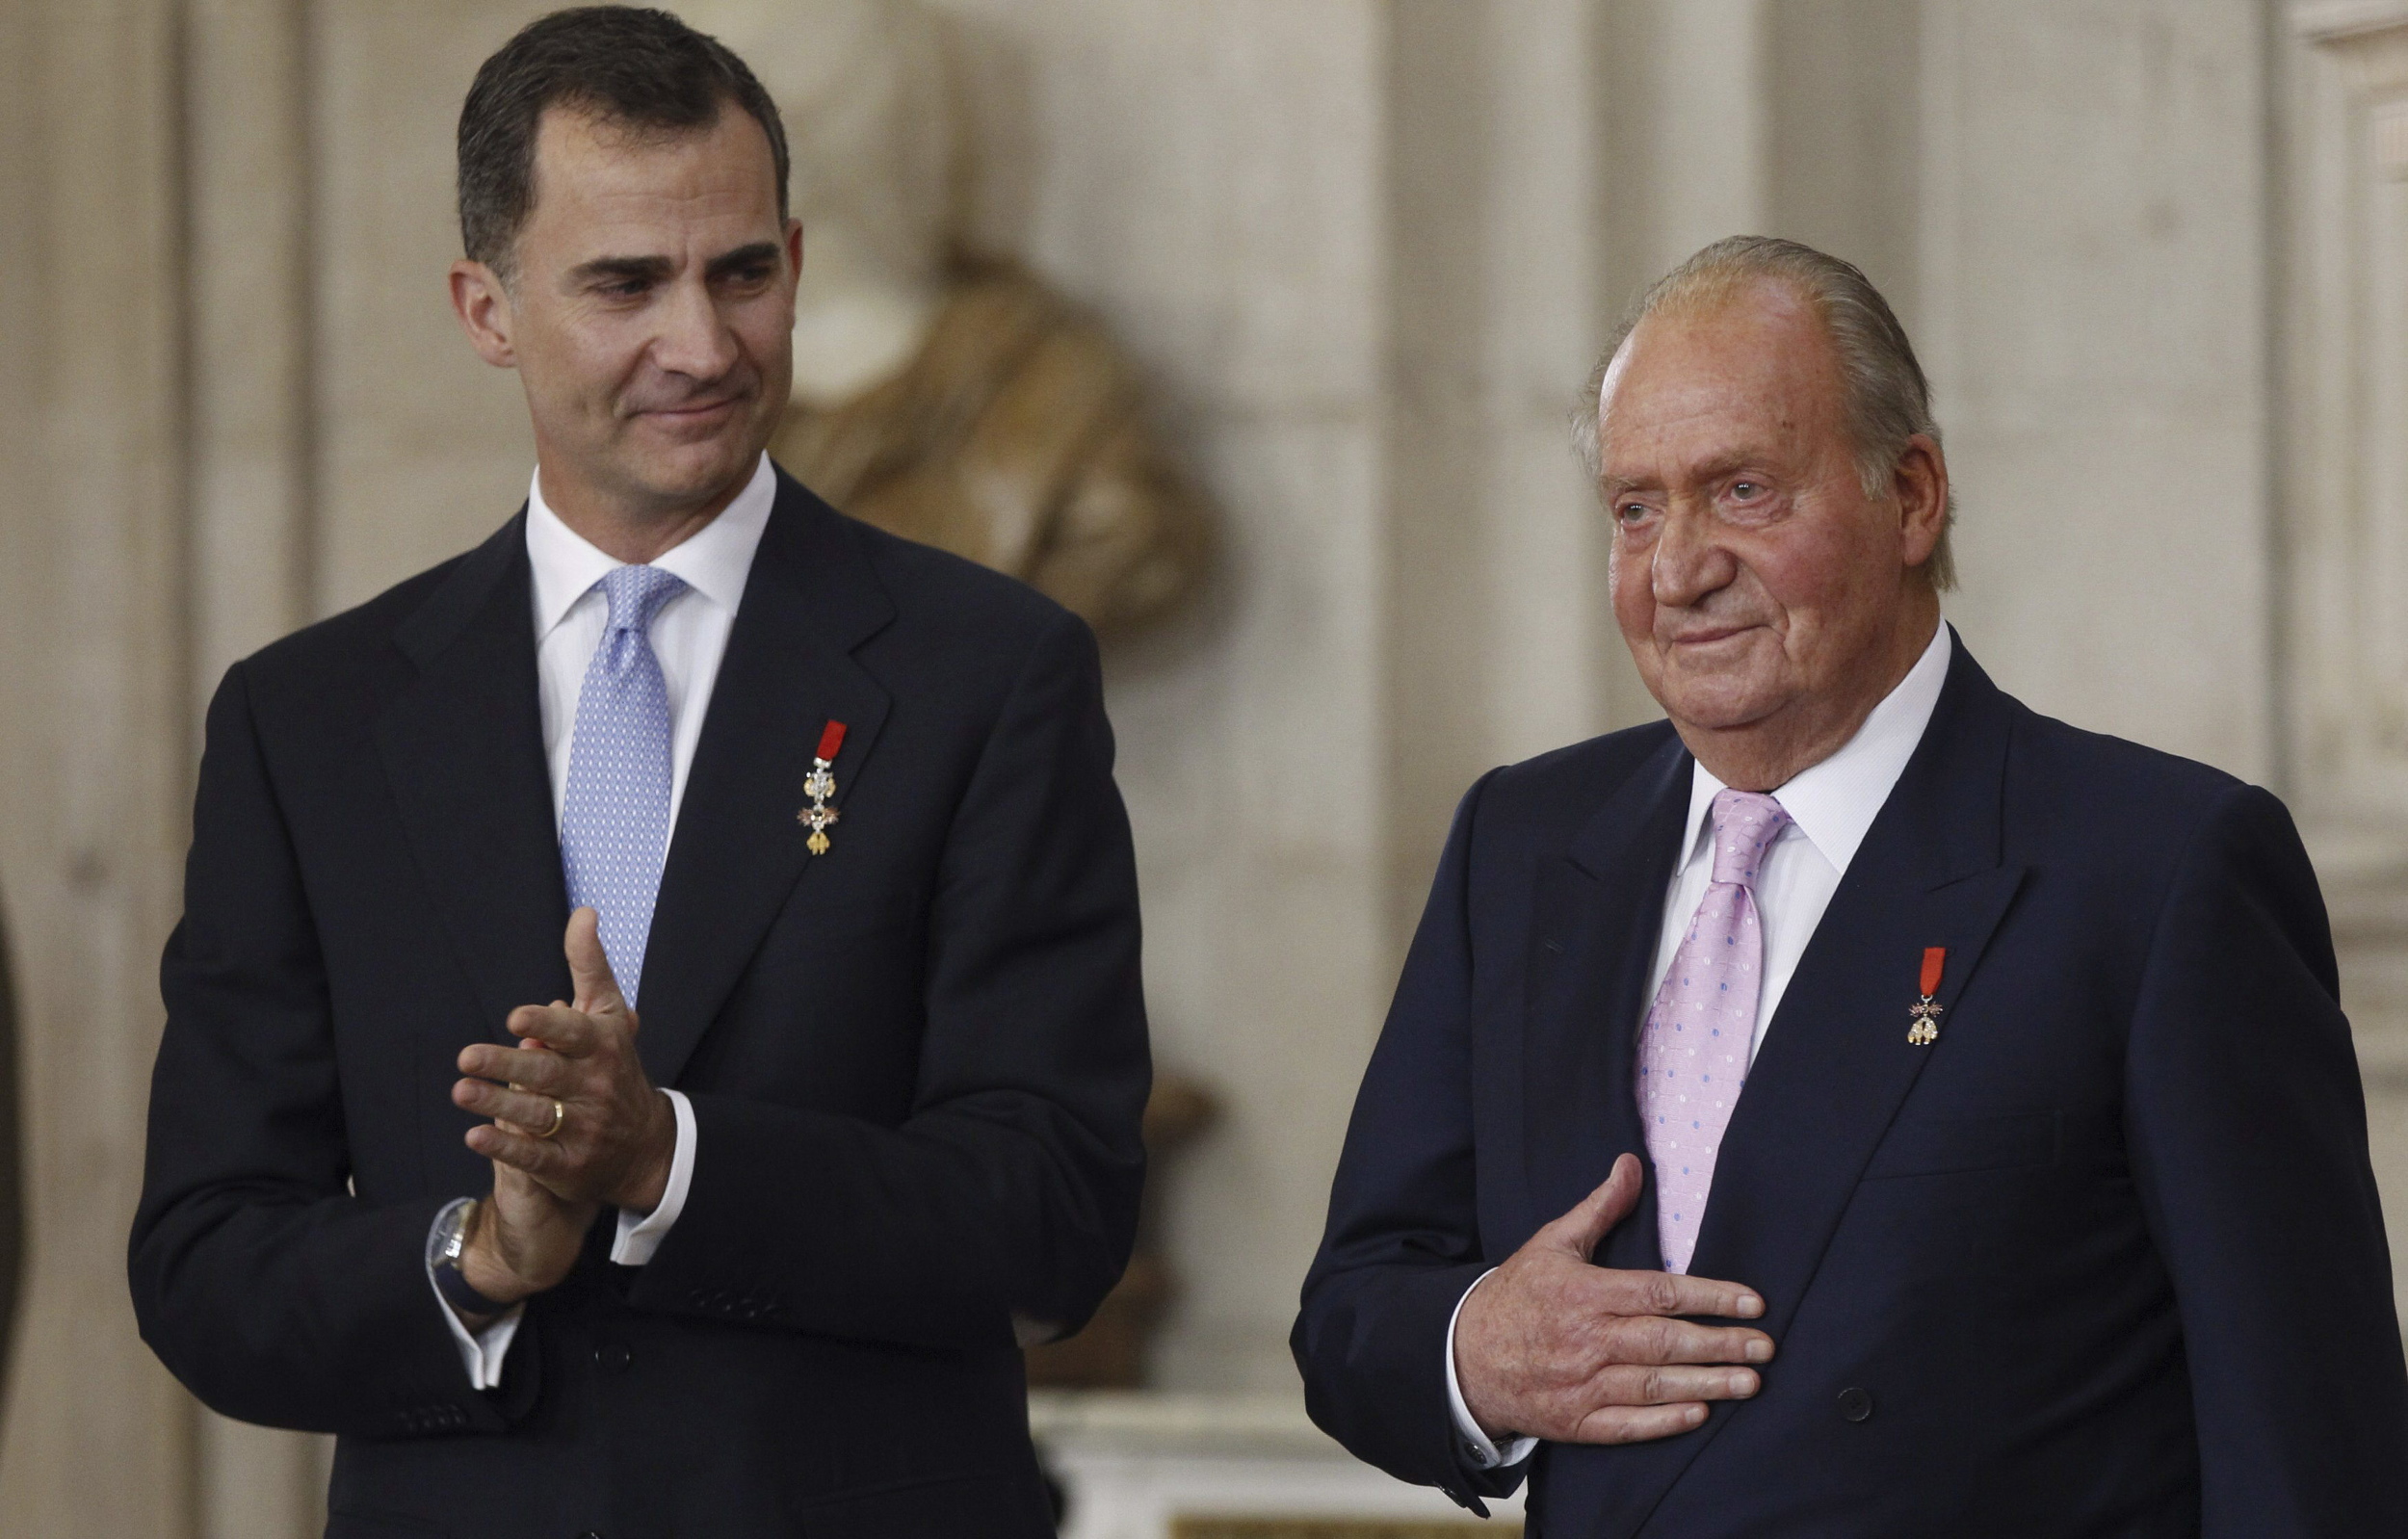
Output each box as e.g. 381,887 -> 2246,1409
1662,622 -> 1758,648
641,396 -> 743,423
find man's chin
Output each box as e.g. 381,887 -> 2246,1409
620,438 -> 762,510
1653,673 -> 1787,736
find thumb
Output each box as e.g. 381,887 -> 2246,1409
563,907 -> 627,1019
1539,1151 -> 1644,1260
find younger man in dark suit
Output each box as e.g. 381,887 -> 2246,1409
130,11 -> 1148,1535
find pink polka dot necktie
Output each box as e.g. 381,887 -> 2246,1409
1636,788 -> 1790,1275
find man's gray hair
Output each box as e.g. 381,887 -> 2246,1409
1577,235 -> 1957,591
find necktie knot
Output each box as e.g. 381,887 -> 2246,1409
1708,788 -> 1790,888
597,564 -> 687,638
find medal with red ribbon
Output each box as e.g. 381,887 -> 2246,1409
1906,947 -> 1946,1045
798,719 -> 847,855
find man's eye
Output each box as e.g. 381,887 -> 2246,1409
1730,481 -> 1762,499
1618,503 -> 1651,522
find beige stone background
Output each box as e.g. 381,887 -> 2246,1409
4,1 -> 2408,1533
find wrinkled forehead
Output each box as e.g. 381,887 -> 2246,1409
1595,283 -> 1849,475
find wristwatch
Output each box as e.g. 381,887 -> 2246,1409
429,1196 -> 512,1317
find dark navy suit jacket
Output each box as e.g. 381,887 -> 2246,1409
1296,638 -> 2407,1537
131,470 -> 1149,1539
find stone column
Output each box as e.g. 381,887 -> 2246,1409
184,5 -> 331,1534
1920,0 -> 2275,781
2287,3 -> 2408,824
0,3 -> 201,1534
1383,0 -> 1619,944
2286,0 -> 2408,1338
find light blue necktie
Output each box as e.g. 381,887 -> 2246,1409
560,563 -> 688,1005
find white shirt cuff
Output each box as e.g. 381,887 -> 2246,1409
1445,1267 -> 1539,1470
426,1198 -> 524,1392
611,1088 -> 695,1265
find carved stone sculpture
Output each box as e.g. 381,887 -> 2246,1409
772,257 -> 1210,636
690,0 -> 1212,636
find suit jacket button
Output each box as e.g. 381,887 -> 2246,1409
594,1342 -> 632,1373
1837,1387 -> 1873,1422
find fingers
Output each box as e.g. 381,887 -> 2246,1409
458,1038 -> 570,1085
563,908 -> 628,1019
1596,1314 -> 1775,1368
1589,1363 -> 1761,1406
452,1076 -> 563,1131
1538,1153 -> 1644,1259
507,1002 -> 599,1056
1593,1266 -> 1767,1322
468,1120 -> 571,1181
1568,1401 -> 1714,1445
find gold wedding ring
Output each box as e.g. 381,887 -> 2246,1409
534,1097 -> 566,1140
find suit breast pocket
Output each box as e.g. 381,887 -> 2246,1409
1862,1110 -> 2060,1180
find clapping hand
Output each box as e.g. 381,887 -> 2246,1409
446,908 -> 677,1312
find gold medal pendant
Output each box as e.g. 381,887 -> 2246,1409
1906,998 -> 1943,1046
798,720 -> 848,855
1906,946 -> 1948,1046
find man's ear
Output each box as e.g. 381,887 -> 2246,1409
1893,434 -> 1949,568
449,258 -> 518,369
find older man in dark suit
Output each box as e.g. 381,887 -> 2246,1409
1295,235 -> 2408,1535
129,11 -> 1147,1536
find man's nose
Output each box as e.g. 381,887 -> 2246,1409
1650,501 -> 1736,608
652,277 -> 740,380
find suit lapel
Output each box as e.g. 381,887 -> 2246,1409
1613,638 -> 2031,1534
1523,728 -> 1690,1270
633,473 -> 896,1087
1690,639 -> 2025,1312
376,513 -> 573,1038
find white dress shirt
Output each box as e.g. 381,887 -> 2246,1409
432,454 -> 776,1389
1446,621 -> 1952,1470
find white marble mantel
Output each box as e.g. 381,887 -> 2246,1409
1029,1391 -> 1524,1539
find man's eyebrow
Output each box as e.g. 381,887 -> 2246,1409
1599,451 -> 1770,501
566,254 -> 673,286
704,242 -> 782,279
1688,450 -> 1768,484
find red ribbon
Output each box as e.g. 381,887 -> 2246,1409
816,720 -> 848,763
1920,946 -> 1946,999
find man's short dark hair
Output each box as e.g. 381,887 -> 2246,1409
458,6 -> 791,280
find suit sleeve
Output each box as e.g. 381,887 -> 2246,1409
2124,783 -> 2408,1535
626,609 -> 1150,1349
1291,770 -> 1523,1512
128,663 -> 534,1437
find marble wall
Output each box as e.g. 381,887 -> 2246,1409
0,5 -> 197,1535
3,3 -> 2402,1535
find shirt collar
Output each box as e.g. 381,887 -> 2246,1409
524,452 -> 776,639
1679,620 -> 1953,876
